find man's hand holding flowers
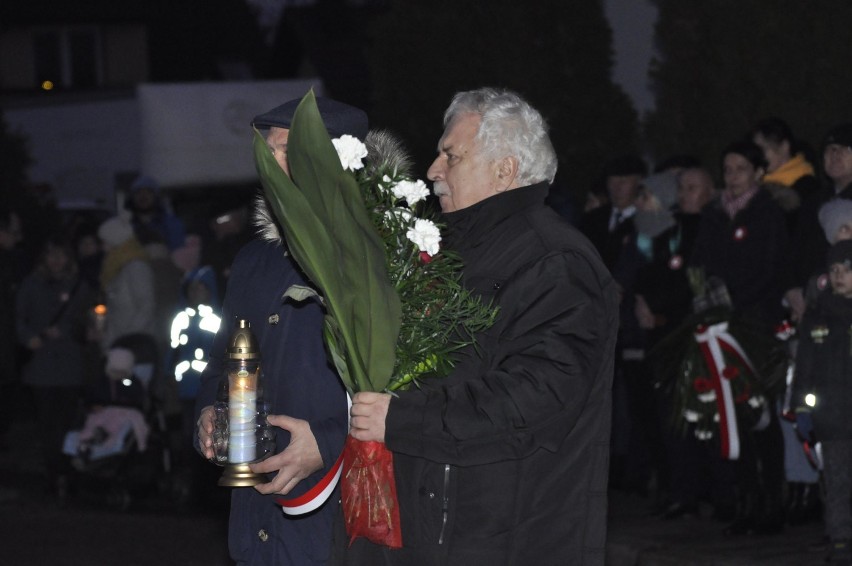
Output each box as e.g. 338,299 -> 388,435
349,392 -> 391,443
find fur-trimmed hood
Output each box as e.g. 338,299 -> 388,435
252,129 -> 414,246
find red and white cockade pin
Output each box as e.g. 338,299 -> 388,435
733,226 -> 747,241
668,254 -> 683,270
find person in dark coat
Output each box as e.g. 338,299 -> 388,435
195,97 -> 369,566
690,140 -> 790,535
792,240 -> 852,563
751,117 -> 821,319
824,123 -> 852,200
16,237 -> 94,495
580,153 -> 647,272
691,141 -> 791,327
634,166 -> 725,518
342,88 -> 619,565
579,154 -> 648,494
125,174 -> 187,252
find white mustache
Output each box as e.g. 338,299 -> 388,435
432,182 -> 449,197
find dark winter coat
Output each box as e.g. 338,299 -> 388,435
793,288 -> 852,441
790,179 -> 834,287
346,183 -> 618,565
580,203 -> 636,273
634,212 -> 703,343
690,189 -> 791,327
195,238 -> 348,566
16,270 -> 92,388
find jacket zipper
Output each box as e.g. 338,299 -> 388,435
438,464 -> 451,544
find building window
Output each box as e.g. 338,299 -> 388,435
33,27 -> 102,90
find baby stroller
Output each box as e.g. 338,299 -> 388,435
62,334 -> 173,510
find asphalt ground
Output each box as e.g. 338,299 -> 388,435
0,416 -> 833,566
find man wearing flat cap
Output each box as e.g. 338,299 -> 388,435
195,96 -> 368,566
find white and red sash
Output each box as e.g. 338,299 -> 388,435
277,452 -> 344,515
694,322 -> 756,460
276,394 -> 351,515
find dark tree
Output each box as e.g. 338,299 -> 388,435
645,1 -> 852,175
363,0 -> 638,196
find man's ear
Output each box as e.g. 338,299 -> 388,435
495,156 -> 520,192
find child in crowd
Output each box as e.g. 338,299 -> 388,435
64,347 -> 149,464
793,239 -> 852,564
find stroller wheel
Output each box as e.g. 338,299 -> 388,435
108,487 -> 131,511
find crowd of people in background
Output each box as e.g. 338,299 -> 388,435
2,114 -> 852,561
0,174 -> 253,507
578,118 -> 852,563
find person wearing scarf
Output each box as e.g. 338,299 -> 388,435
689,140 -> 790,536
751,118 -> 823,316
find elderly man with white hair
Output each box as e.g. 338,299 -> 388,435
341,88 -> 619,566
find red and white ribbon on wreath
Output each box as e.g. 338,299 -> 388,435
277,394 -> 351,516
694,322 -> 756,461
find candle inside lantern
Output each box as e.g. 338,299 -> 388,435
228,367 -> 257,463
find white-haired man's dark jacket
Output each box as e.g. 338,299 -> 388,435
339,182 -> 618,566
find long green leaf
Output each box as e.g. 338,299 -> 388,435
253,91 -> 401,393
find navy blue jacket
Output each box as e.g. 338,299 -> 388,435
196,238 -> 348,566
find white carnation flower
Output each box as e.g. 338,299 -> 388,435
683,410 -> 700,423
391,179 -> 430,206
698,391 -> 717,403
332,135 -> 368,171
406,218 -> 441,256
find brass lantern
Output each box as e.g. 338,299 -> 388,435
211,319 -> 274,486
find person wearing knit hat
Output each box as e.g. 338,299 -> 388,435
827,239 -> 852,274
97,217 -> 134,250
824,123 -> 852,152
819,199 -> 852,245
95,216 -> 156,352
125,173 -> 186,251
793,236 -> 852,562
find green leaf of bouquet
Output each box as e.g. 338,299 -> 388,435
253,91 -> 402,394
324,317 -> 351,390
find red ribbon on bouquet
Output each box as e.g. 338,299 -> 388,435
341,436 -> 403,548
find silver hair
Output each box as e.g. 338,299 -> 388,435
443,88 -> 558,185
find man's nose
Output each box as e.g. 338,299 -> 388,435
426,157 -> 443,181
